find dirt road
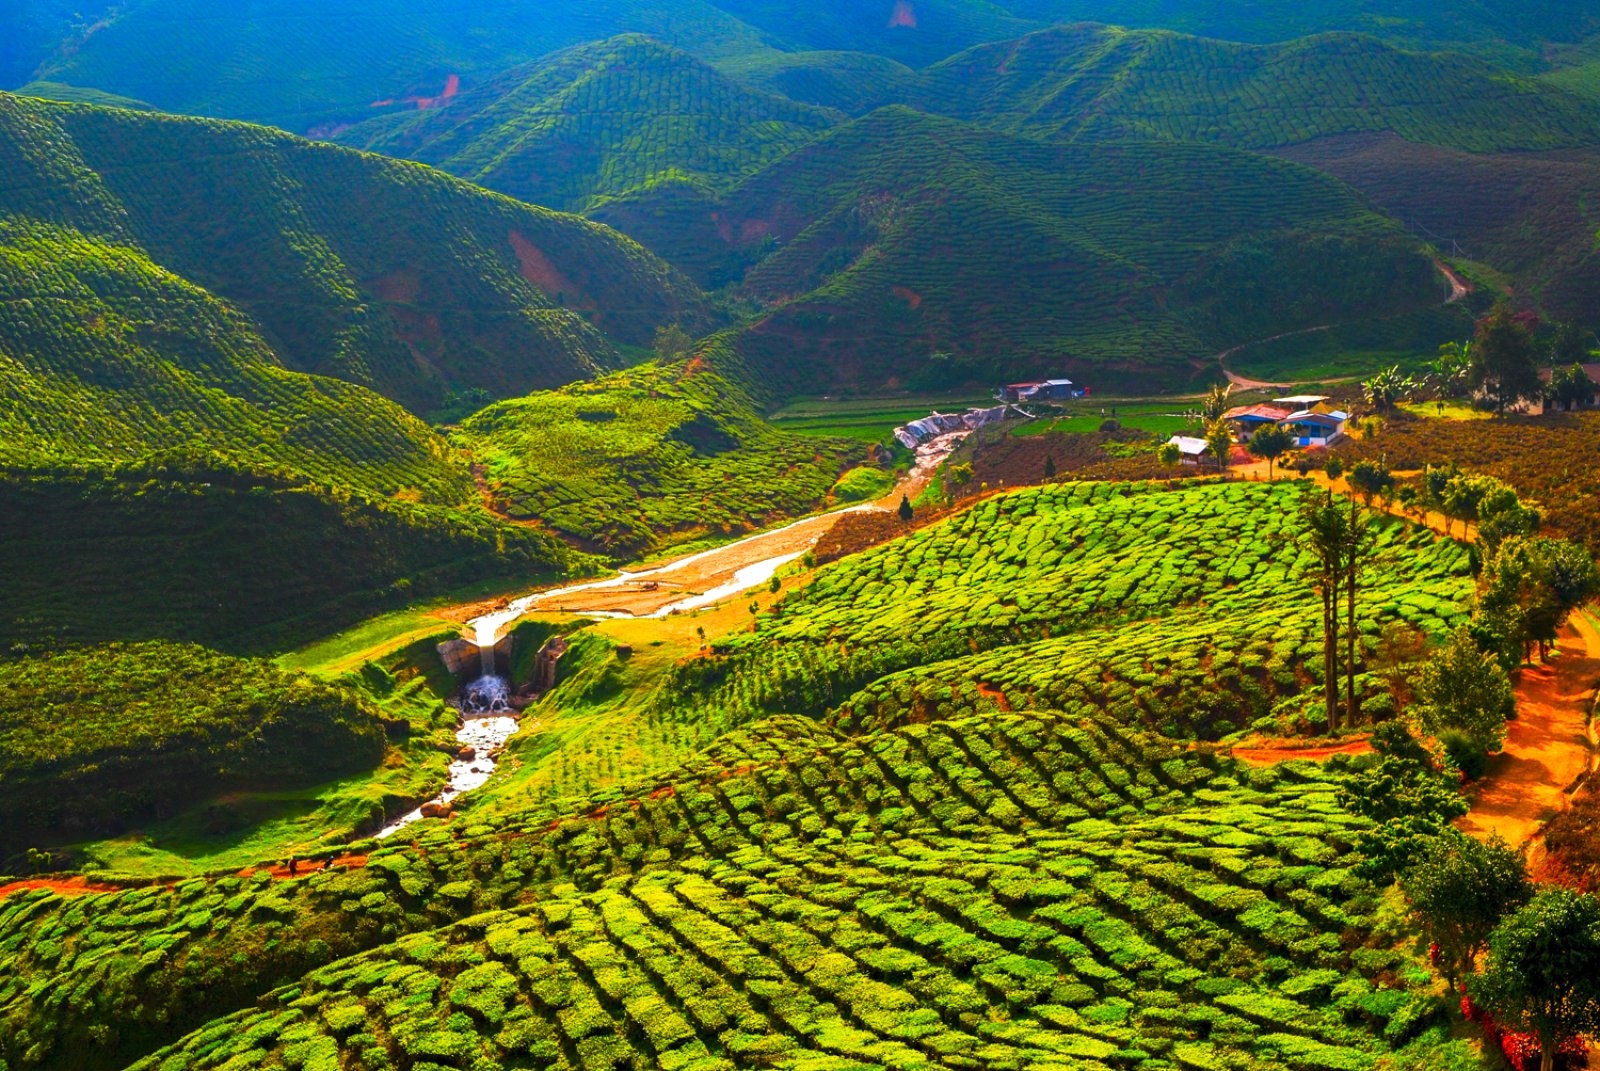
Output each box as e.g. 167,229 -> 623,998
1458,615 -> 1600,847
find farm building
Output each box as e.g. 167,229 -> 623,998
1282,409 -> 1350,447
1167,435 -> 1211,466
1000,379 -> 1083,403
1221,404 -> 1292,442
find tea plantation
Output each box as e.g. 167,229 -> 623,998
0,642 -> 387,855
918,27 -> 1600,153
655,108 -> 1444,392
335,36 -> 839,214
0,710 -> 1447,1071
0,91 -> 704,417
458,359 -> 864,555
665,480 -> 1474,740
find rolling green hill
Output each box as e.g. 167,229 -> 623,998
623,107 -> 1444,392
0,457 -> 579,651
458,354 -> 864,555
0,0 -> 117,88
1003,0 -> 1599,69
27,0 -> 777,132
916,26 -> 1600,153
333,36 -> 839,215
0,93 -> 714,647
0,93 -> 706,417
670,479 -> 1473,740
717,49 -> 919,114
1277,134 -> 1600,324
20,0 -> 1600,136
0,641 -> 387,852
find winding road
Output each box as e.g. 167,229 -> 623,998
1219,259 -> 1471,390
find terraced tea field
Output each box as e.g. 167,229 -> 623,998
0,711 -> 1444,1071
666,480 -> 1474,740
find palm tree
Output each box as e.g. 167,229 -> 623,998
1202,382 -> 1234,423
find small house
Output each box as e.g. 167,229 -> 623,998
1000,378 -> 1083,403
1168,435 -> 1211,466
1281,409 -> 1349,447
1221,404 -> 1292,442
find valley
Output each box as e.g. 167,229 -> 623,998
5,4 -> 1600,1070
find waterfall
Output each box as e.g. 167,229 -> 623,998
475,620 -> 496,677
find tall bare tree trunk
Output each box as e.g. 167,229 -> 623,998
1325,568 -> 1340,733
1347,502 -> 1360,728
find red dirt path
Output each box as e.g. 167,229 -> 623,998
1459,615 -> 1600,848
1230,738 -> 1374,766
0,876 -> 119,900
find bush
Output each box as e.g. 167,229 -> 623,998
1440,730 -> 1489,781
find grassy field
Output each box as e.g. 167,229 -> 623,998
769,391 -> 997,442
1013,403 -> 1198,439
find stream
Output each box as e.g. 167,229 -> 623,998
374,430 -> 965,838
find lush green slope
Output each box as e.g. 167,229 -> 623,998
668,479 -> 1474,741
1004,0 -> 1599,68
0,92 -> 706,416
918,26 -> 1600,153
1277,134 -> 1600,324
707,0 -> 1038,66
0,707 -> 1451,1071
0,458 -> 579,652
458,355 -> 864,555
30,0 -> 776,131
0,0 -> 117,88
717,49 -> 919,114
334,36 -> 839,214
630,107 -> 1443,392
0,643 -> 387,853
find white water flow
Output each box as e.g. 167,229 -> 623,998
376,433 -> 956,837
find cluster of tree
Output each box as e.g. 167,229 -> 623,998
1404,833 -> 1600,1071
1414,464 -> 1542,545
1426,310 -> 1596,412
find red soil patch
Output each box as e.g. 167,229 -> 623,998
975,683 -> 1013,712
509,232 -> 585,306
1230,737 -> 1374,766
1459,616 -> 1600,848
892,286 -> 923,310
374,269 -> 422,304
0,876 -> 119,902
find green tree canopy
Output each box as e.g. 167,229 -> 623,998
1549,363 -> 1597,411
1471,888 -> 1600,1071
1204,419 -> 1233,471
1414,627 -> 1516,754
1471,304 -> 1543,413
1402,831 -> 1532,991
1246,423 -> 1293,478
